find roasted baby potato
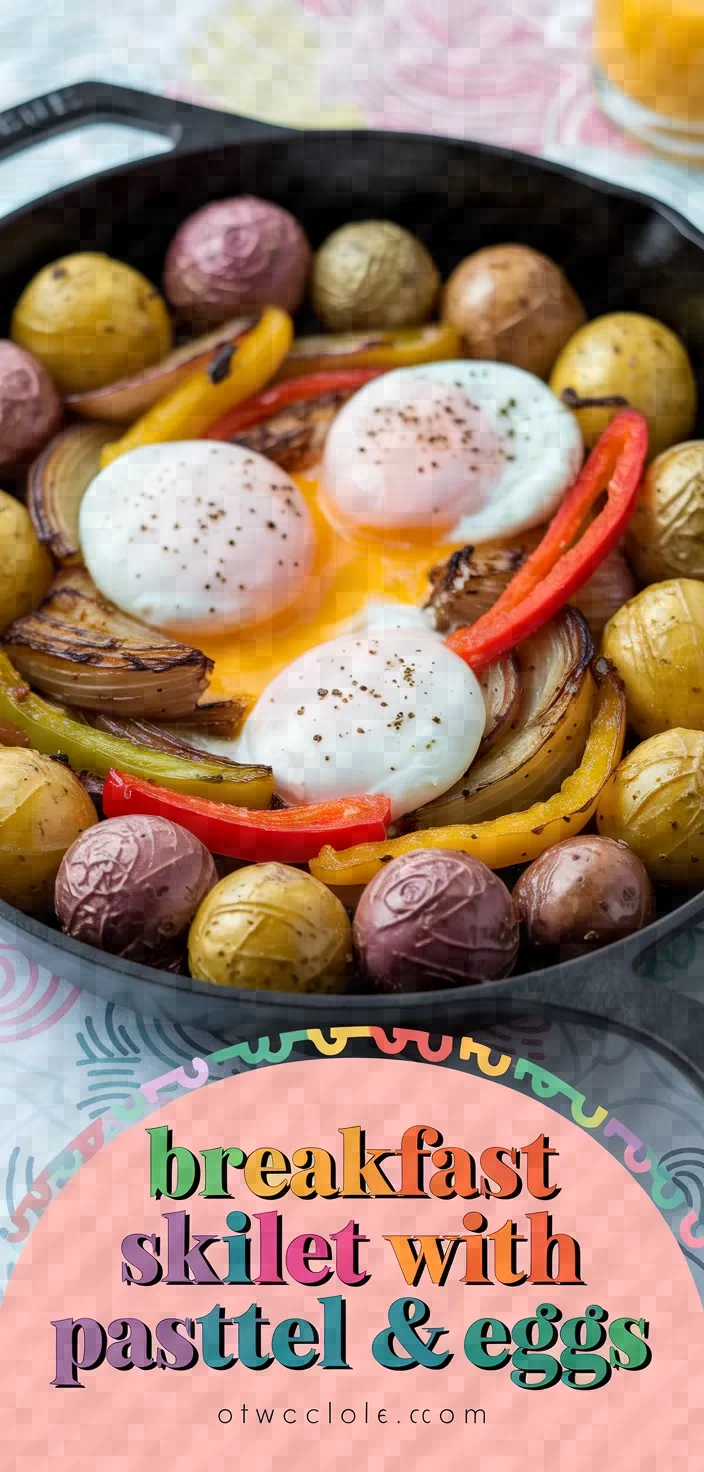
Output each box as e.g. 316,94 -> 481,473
188,862 -> 352,992
597,729 -> 704,883
549,311 -> 696,457
0,746 -> 97,911
311,221 -> 440,332
513,834 -> 653,954
603,578 -> 704,738
441,244 -> 586,379
0,489 -> 53,634
627,440 -> 704,584
12,253 -> 172,394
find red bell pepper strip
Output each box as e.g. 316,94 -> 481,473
203,367 -> 384,440
103,768 -> 391,863
447,408 -> 649,671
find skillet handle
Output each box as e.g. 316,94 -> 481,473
0,79 -> 290,168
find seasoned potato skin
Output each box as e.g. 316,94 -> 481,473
441,244 -> 586,379
512,834 -> 653,953
12,253 -> 172,394
603,578 -> 704,738
0,490 -> 53,634
0,747 -> 97,912
311,221 -> 440,332
549,311 -> 696,457
597,729 -> 704,883
188,862 -> 352,993
627,441 -> 704,583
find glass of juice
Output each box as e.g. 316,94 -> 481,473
594,0 -> 704,158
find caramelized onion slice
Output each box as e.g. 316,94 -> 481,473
570,544 -> 638,636
171,696 -> 251,738
3,567 -> 213,720
65,317 -> 258,422
425,535 -> 637,638
478,653 -> 521,755
86,713 -> 244,764
233,389 -> 356,474
408,606 -> 594,829
424,536 -> 539,632
27,422 -> 119,563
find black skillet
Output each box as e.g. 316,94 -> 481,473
2,80 -> 704,1072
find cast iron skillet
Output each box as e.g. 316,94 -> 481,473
2,80 -> 704,1070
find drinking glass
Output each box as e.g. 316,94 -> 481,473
594,0 -> 704,159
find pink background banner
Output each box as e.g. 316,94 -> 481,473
1,0 -> 704,1329
2,1056 -> 702,1470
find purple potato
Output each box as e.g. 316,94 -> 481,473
163,196 -> 312,323
55,814 -> 217,962
512,834 -> 654,956
353,848 -> 519,993
0,341 -> 61,467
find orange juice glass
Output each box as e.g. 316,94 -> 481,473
594,0 -> 704,158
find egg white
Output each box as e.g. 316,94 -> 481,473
78,440 -> 316,637
322,359 -> 583,543
237,627 -> 485,819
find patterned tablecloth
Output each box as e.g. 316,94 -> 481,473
2,0 -> 704,1293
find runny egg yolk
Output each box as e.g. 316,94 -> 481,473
200,361 -> 583,702
198,467 -> 465,701
79,361 -> 583,711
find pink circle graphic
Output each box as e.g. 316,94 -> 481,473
0,945 -> 79,1042
0,1057 -> 701,1470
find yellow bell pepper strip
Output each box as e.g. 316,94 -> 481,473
447,410 -> 649,672
0,653 -> 273,808
275,322 -> 462,380
100,307 -> 293,467
309,658 -> 625,889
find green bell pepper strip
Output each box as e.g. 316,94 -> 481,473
0,653 -> 273,808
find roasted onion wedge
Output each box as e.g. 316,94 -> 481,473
86,712 -> 244,764
3,567 -> 213,719
64,316 -> 258,422
170,696 -> 251,737
478,653 -> 521,756
408,606 -> 594,830
425,536 -> 637,638
233,389 -> 357,474
27,422 -> 120,563
568,544 -> 638,636
425,536 -> 539,632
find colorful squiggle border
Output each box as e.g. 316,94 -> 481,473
1,1026 -> 699,1263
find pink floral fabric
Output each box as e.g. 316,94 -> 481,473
299,0 -> 633,152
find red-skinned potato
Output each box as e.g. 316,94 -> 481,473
164,197 -> 311,324
513,834 -> 654,955
0,341 -> 61,468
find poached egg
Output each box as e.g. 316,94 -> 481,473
79,440 -> 315,638
321,360 -> 583,540
237,627 -> 484,820
78,360 -> 583,816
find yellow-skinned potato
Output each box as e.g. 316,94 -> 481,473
549,312 -> 696,458
603,578 -> 704,738
311,221 -> 440,332
12,253 -> 172,394
0,489 -> 53,633
0,748 -> 97,912
597,729 -> 704,883
626,441 -> 704,584
188,862 -> 352,993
